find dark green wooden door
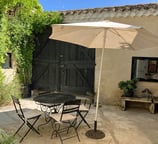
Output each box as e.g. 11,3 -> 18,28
32,27 -> 95,95
59,42 -> 95,94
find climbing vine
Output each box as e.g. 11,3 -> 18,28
0,0 -> 63,103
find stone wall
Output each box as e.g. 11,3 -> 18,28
60,4 -> 158,105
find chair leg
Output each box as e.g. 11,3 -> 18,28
51,121 -> 60,138
14,122 -> 25,136
77,112 -> 90,129
51,123 -> 64,144
66,120 -> 80,142
58,131 -> 65,144
26,117 -> 40,135
52,130 -> 64,144
51,120 -> 80,144
19,117 -> 40,143
37,116 -> 51,130
74,127 -> 80,142
71,119 -> 80,141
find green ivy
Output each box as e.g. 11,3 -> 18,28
0,0 -> 62,84
0,14 -> 10,82
0,0 -> 63,105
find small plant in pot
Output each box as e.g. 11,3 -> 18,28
118,78 -> 138,97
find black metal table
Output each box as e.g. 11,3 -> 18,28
33,92 -> 76,104
33,92 -> 76,128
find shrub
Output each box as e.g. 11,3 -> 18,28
0,75 -> 21,106
118,78 -> 138,96
0,129 -> 18,144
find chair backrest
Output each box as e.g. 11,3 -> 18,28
60,99 -> 81,121
11,96 -> 25,120
80,97 -> 92,110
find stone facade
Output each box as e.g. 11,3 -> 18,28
59,3 -> 158,105
3,3 -> 158,105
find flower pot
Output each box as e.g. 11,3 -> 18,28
23,84 -> 31,98
124,91 -> 134,97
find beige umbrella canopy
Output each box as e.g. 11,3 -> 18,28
49,20 -> 158,138
50,20 -> 158,50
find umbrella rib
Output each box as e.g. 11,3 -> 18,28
87,29 -> 103,48
109,28 -> 135,50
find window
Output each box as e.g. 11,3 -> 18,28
131,57 -> 158,82
2,53 -> 12,69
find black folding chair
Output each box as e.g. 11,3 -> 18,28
76,97 -> 91,129
50,99 -> 81,144
35,92 -> 61,129
11,95 -> 42,143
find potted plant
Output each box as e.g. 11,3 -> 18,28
118,78 -> 138,97
20,67 -> 32,98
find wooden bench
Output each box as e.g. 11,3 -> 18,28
121,96 -> 155,114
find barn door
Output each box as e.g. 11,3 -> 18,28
59,42 -> 95,94
32,27 -> 95,95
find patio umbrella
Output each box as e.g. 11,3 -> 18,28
49,20 -> 158,138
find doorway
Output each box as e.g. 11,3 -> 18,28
32,27 -> 95,95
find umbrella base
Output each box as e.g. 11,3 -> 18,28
85,129 -> 105,139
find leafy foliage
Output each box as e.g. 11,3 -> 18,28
0,129 -> 17,144
0,15 -> 10,83
0,75 -> 21,105
0,0 -> 63,105
118,78 -> 138,96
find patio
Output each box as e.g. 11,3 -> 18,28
0,98 -> 158,144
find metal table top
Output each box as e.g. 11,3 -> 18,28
33,92 -> 76,104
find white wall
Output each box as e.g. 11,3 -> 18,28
94,16 -> 158,105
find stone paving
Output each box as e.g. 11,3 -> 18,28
0,98 -> 158,144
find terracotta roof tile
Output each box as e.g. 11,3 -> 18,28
60,3 -> 158,17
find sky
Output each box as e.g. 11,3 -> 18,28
38,0 -> 158,11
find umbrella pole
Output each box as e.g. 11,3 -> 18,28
85,45 -> 105,139
94,46 -> 105,131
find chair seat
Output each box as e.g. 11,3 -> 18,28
50,99 -> 81,144
79,105 -> 89,111
24,109 -> 42,119
76,97 -> 92,129
50,113 -> 76,122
